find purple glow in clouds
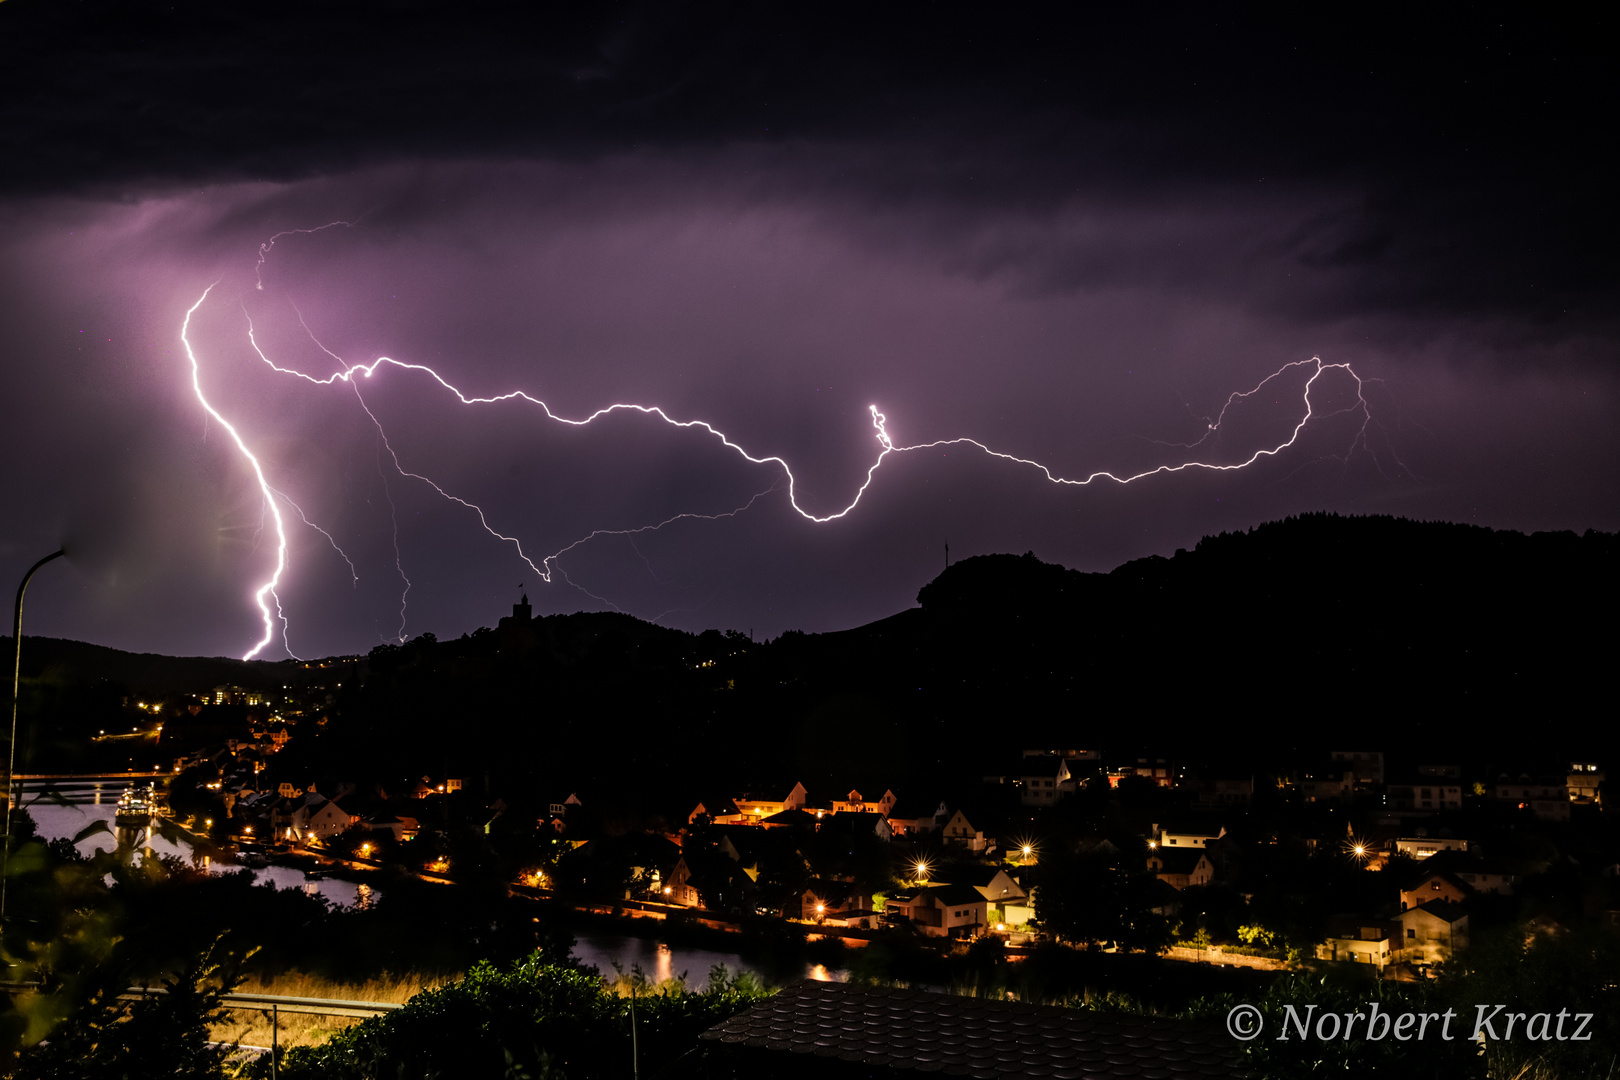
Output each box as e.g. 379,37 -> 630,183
186,222 -> 1401,659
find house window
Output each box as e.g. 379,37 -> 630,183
1407,929 -> 1415,939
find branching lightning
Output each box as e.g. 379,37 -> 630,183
186,232 -> 1402,660
181,287 -> 292,661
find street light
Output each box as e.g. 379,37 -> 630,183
4,549 -> 66,924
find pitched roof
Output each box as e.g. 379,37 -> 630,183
1399,864 -> 1472,894
932,864 -> 1006,889
1152,849 -> 1212,875
820,811 -> 889,833
1408,899 -> 1469,924
760,808 -> 819,828
698,980 -> 1248,1077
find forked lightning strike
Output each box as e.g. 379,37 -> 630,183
185,238 -> 1397,661
181,286 -> 291,662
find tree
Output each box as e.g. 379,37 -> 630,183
11,940 -> 250,1080
1032,848 -> 1170,953
0,814 -> 254,1079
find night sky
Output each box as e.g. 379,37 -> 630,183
1,2 -> 1615,659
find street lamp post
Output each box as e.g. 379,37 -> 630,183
3,549 -> 66,924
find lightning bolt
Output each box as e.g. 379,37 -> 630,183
270,486 -> 360,587
181,287 -> 292,660
877,357 -> 1399,488
186,231 -> 1403,660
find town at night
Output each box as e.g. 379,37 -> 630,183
0,3 -> 1615,1077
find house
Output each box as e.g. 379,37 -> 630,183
1318,919 -> 1394,967
885,798 -> 947,837
688,795 -> 742,825
1422,851 -> 1517,895
940,809 -> 988,852
1394,836 -> 1468,860
1153,824 -> 1226,850
364,811 -> 420,842
820,908 -> 881,930
1297,765 -> 1357,803
801,878 -> 867,921
1147,849 -> 1215,890
1019,757 -> 1074,806
1397,901 -> 1469,964
733,783 -> 810,822
1493,775 -> 1571,820
543,792 -> 583,833
932,865 -> 1026,920
1386,779 -> 1464,813
884,884 -> 990,938
672,853 -> 758,913
1567,762 -> 1604,805
818,811 -> 892,843
1107,757 -> 1174,788
759,808 -> 820,829
289,794 -> 359,843
664,856 -> 701,907
832,788 -> 897,816
1399,868 -> 1471,911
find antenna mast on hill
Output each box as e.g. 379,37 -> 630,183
945,542 -> 950,570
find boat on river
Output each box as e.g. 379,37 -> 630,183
114,785 -> 158,828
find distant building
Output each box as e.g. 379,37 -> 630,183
1568,762 -> 1604,805
885,884 -> 990,938
1330,750 -> 1384,786
1387,779 -> 1463,812
1153,824 -> 1226,849
940,809 -> 988,852
1398,901 -> 1469,964
1018,757 -> 1074,806
1394,836 -> 1468,860
1147,849 -> 1215,890
1493,775 -> 1570,820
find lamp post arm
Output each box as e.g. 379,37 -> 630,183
4,549 -> 65,926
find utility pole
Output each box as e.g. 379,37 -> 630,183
945,542 -> 950,571
629,977 -> 640,1079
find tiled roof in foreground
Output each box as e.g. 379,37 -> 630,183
698,979 -> 1249,1078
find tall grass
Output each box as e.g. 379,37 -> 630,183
209,970 -> 457,1050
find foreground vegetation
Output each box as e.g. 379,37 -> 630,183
1,806 -> 1615,1079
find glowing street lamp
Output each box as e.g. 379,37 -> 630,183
3,550 -> 65,925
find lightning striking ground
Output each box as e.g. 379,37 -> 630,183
186,234 -> 1401,660
181,287 -> 292,661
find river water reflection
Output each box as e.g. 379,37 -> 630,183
16,778 -> 375,909
570,932 -> 847,987
19,779 -> 843,986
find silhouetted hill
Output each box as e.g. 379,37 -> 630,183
2,636 -> 345,697
9,514 -> 1616,799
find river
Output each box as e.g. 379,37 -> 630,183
16,777 -> 844,985
14,777 -> 375,909
570,931 -> 846,987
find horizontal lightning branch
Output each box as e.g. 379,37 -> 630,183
187,232 -> 1394,660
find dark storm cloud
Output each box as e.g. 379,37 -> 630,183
2,1 -> 1614,325
0,2 -> 1615,658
